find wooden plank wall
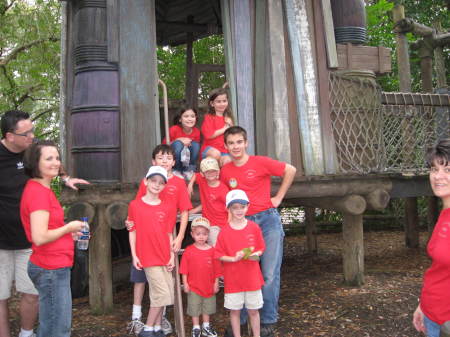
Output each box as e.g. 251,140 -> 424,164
119,0 -> 159,183
284,0 -> 325,174
267,0 -> 291,163
231,0 -> 255,154
220,0 -> 238,123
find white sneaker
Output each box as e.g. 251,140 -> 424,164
127,318 -> 145,335
161,316 -> 173,335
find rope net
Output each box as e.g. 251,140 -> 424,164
329,72 -> 449,174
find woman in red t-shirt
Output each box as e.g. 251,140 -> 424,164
201,88 -> 234,167
413,138 -> 450,337
20,140 -> 83,337
167,107 -> 201,180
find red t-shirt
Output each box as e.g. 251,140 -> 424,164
220,156 -> 286,215
162,125 -> 201,144
201,114 -> 228,154
20,180 -> 74,269
127,198 -> 172,268
214,220 -> 265,293
195,173 -> 229,228
179,244 -> 222,298
420,208 -> 450,324
135,175 -> 192,231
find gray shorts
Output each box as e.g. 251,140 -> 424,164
187,291 -> 216,317
0,248 -> 38,300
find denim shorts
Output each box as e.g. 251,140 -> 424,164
201,146 -> 229,159
424,314 -> 440,337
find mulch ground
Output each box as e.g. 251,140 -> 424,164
9,230 -> 430,337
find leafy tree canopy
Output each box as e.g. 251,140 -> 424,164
0,0 -> 61,139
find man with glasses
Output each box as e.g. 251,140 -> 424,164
0,110 -> 88,337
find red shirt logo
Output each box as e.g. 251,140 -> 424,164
245,169 -> 257,179
165,185 -> 177,195
229,178 -> 238,188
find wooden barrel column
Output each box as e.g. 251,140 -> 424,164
70,0 -> 118,313
70,0 -> 120,183
330,0 -> 366,45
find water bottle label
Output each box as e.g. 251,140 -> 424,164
79,231 -> 89,240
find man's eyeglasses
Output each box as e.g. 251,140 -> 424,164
12,127 -> 35,137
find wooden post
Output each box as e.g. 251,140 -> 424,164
404,198 -> 420,248
392,5 -> 420,249
89,204 -> 113,313
342,213 -> 364,286
419,43 -> 433,93
185,16 -> 194,107
427,197 -> 439,233
305,206 -> 317,254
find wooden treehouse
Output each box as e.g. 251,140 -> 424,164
59,0 -> 450,327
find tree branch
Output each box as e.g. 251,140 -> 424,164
39,129 -> 58,138
32,107 -> 56,122
0,0 -> 17,16
16,84 -> 43,106
0,37 -> 59,66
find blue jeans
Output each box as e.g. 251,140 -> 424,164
424,314 -> 440,337
28,262 -> 72,337
241,208 -> 284,324
171,140 -> 200,173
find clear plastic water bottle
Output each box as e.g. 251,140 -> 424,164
180,146 -> 190,167
77,217 -> 90,250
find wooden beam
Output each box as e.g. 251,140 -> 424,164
381,92 -> 450,107
393,5 -> 411,92
394,18 -> 434,37
107,0 -> 119,63
296,195 -> 367,215
342,213 -> 364,286
404,197 -> 420,248
157,21 -> 215,33
364,189 -> 390,211
320,0 -> 338,68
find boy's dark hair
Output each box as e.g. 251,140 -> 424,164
426,138 -> 450,167
1,110 -> 30,139
152,144 -> 175,159
23,140 -> 60,178
224,126 -> 247,143
172,107 -> 198,126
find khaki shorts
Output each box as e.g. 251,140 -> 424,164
224,290 -> 263,310
207,226 -> 221,247
187,291 -> 216,317
144,266 -> 174,307
0,249 -> 38,300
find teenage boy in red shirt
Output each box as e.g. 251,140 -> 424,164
128,144 -> 192,335
128,166 -> 175,337
220,126 -> 296,337
215,189 -> 265,337
180,216 -> 221,337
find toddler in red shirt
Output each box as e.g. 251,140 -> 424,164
128,166 -> 174,337
180,217 -> 221,337
187,156 -> 229,246
215,189 -> 265,337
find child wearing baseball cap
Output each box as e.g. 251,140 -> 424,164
179,217 -> 222,337
187,157 -> 229,246
215,190 -> 266,337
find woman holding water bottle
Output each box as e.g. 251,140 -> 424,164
20,140 -> 85,337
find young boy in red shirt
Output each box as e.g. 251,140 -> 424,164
215,189 -> 265,337
180,216 -> 221,337
128,144 -> 192,335
128,166 -> 175,337
187,157 -> 229,246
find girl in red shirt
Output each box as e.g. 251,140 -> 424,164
201,88 -> 234,167
167,108 -> 201,180
413,138 -> 450,337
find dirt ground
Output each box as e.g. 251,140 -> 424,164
9,230 -> 430,337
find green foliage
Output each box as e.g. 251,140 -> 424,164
366,0 -> 450,92
0,0 -> 61,140
157,35 -> 225,101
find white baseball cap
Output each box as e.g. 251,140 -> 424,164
191,216 -> 211,231
226,189 -> 250,208
145,166 -> 168,183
